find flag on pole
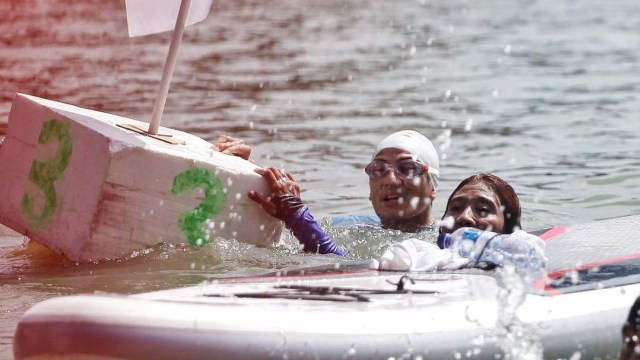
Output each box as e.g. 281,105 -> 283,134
125,0 -> 213,37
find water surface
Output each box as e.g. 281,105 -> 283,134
1,0 -> 639,357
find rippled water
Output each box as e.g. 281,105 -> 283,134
1,0 -> 640,357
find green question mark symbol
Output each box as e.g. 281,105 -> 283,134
171,168 -> 227,246
21,119 -> 73,229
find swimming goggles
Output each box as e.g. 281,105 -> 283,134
364,159 -> 429,180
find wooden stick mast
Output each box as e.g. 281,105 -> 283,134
148,0 -> 191,135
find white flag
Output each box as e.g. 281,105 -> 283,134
125,0 -> 213,37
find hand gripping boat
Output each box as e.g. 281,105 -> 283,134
13,215 -> 640,359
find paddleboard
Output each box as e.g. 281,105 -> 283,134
13,215 -> 640,360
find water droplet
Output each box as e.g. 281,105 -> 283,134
410,196 -> 419,209
569,351 -> 583,360
465,118 -> 474,131
347,347 -> 356,356
569,269 -> 580,284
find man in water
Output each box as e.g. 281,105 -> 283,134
365,130 -> 440,232
248,130 -> 440,255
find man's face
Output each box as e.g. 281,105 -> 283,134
368,148 -> 435,227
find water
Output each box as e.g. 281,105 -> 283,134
1,0 -> 639,357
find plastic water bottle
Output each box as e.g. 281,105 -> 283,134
437,227 -> 494,257
437,227 -> 546,270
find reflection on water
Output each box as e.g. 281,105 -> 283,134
1,0 -> 640,357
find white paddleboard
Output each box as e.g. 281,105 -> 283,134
13,215 -> 640,360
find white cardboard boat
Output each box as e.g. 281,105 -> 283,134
0,94 -> 283,262
13,215 -> 640,359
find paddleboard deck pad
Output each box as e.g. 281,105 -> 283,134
13,215 -> 640,359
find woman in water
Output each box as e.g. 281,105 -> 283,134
440,172 -> 522,235
377,172 -> 545,271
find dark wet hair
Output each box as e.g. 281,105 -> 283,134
443,172 -> 522,233
621,295 -> 640,354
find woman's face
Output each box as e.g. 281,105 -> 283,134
441,181 -> 505,234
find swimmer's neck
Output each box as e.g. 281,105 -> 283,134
380,212 -> 433,233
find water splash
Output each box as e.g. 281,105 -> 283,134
493,264 -> 543,360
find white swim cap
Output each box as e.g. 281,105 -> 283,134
373,130 -> 440,190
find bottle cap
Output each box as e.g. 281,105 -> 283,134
437,233 -> 451,249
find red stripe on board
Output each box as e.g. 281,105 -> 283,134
547,252 -> 640,280
530,276 -> 563,295
534,252 -> 640,294
538,225 -> 569,241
